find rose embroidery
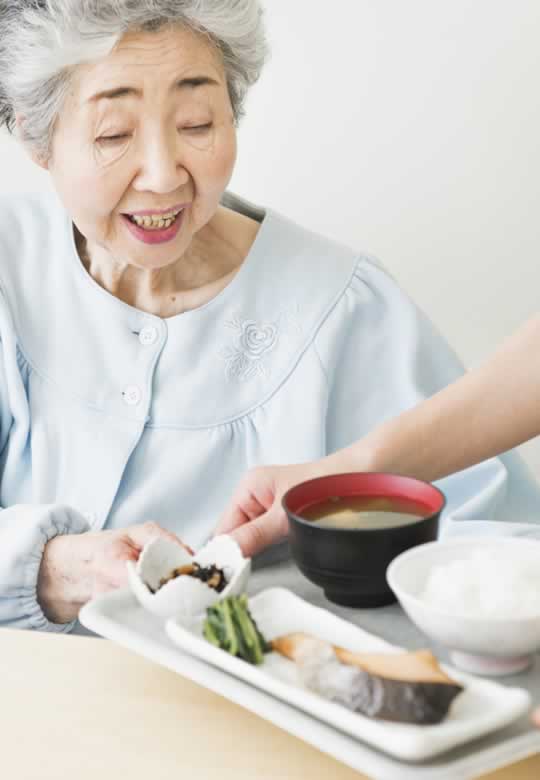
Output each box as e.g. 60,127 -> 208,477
222,308 -> 299,383
238,320 -> 278,358
223,351 -> 260,383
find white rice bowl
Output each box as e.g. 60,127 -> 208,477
420,547 -> 540,619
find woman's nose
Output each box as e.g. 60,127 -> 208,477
133,130 -> 189,194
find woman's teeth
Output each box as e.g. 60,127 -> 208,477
128,208 -> 183,230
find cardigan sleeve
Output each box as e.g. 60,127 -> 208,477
0,503 -> 90,632
0,292 -> 89,632
313,255 -> 540,535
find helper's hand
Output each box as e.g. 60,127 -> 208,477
215,441 -> 381,557
37,522 -> 191,624
215,463 -> 322,557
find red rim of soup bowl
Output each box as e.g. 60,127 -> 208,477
282,472 -> 446,529
282,472 -> 446,607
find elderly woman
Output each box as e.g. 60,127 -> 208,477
0,0 -> 539,634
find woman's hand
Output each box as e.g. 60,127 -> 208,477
214,463 -> 326,557
37,522 -> 192,624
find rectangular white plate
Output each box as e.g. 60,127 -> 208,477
164,587 -> 529,762
80,587 -> 540,778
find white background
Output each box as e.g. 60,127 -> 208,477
1,0 -> 539,471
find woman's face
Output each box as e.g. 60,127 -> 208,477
44,26 -> 237,271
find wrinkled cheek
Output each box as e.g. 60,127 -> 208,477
189,143 -> 236,231
60,168 -> 124,247
194,126 -> 237,197
52,138 -> 128,216
82,165 -> 130,218
217,132 -> 237,184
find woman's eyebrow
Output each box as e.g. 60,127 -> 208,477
87,75 -> 219,103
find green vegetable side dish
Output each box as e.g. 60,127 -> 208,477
203,594 -> 271,665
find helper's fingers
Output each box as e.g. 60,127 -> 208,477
531,707 -> 540,728
215,490 -> 268,536
127,522 -> 194,555
228,504 -> 289,558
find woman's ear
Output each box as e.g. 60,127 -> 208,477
15,114 -> 49,170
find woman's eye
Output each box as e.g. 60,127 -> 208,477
183,123 -> 213,133
97,134 -> 130,145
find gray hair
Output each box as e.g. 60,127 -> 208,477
0,0 -> 268,159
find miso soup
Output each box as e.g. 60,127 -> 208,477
302,495 -> 429,530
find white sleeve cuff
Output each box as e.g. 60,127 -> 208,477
0,504 -> 90,632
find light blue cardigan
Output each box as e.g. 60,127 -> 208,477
1,191 -> 539,633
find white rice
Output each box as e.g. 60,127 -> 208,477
420,548 -> 540,619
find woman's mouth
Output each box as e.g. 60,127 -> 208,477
121,206 -> 186,245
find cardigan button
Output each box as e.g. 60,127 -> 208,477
123,385 -> 142,406
139,326 -> 158,346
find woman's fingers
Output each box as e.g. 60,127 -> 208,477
38,523 -> 195,621
531,707 -> 540,728
127,521 -> 194,554
94,524 -> 194,593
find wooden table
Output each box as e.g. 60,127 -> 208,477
1,628 -> 538,780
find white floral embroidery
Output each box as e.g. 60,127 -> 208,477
223,305 -> 300,383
